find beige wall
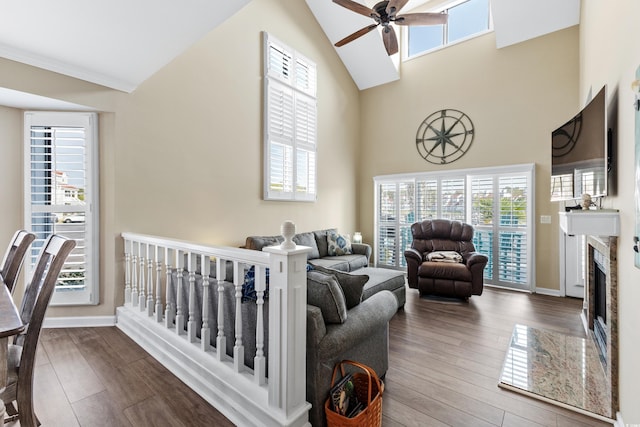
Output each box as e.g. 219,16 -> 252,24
358,27 -> 579,291
115,0 -> 360,246
580,0 -> 640,422
0,106 -> 23,248
0,0 -> 360,315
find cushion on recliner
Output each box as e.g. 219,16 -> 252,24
418,261 -> 472,282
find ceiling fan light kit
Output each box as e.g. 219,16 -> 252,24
333,0 -> 447,56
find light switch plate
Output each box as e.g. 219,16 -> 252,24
540,215 -> 552,224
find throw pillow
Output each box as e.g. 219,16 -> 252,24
292,232 -> 320,259
242,266 -> 270,302
327,232 -> 353,256
313,265 -> 368,309
307,271 -> 348,324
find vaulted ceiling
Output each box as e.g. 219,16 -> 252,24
0,0 -> 579,107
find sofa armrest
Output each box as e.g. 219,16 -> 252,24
316,290 -> 397,359
351,243 -> 371,264
307,305 -> 327,347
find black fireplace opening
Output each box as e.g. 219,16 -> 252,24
593,251 -> 607,365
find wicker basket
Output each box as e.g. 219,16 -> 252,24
324,360 -> 383,427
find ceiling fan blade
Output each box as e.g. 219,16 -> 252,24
395,12 -> 448,26
335,24 -> 379,47
333,0 -> 375,18
386,0 -> 410,15
382,26 -> 399,56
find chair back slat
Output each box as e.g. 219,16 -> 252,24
0,230 -> 36,294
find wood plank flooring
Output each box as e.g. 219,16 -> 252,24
11,287 -> 613,426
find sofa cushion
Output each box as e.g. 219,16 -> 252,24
245,235 -> 284,251
307,271 -> 348,324
313,266 -> 368,309
308,258 -> 350,272
313,228 -> 337,258
327,232 -> 352,256
419,261 -> 472,282
293,232 -> 320,259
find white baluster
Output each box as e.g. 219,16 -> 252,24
147,244 -> 154,317
216,258 -> 227,362
164,247 -> 175,328
254,264 -> 266,385
201,254 -> 211,352
155,246 -> 163,322
187,252 -> 197,343
175,249 -> 185,334
124,239 -> 131,305
233,261 -> 244,373
138,244 -> 146,311
131,242 -> 139,307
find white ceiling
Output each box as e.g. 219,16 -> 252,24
0,0 -> 251,93
0,0 -> 579,109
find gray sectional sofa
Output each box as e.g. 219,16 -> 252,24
245,228 -> 406,426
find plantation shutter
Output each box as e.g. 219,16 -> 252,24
24,112 -> 98,305
264,32 -> 317,201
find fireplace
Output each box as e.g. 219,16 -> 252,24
585,235 -> 618,416
592,250 -> 607,364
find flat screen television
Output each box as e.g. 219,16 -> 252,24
551,86 -> 608,202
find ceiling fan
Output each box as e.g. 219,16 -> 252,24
333,0 -> 448,56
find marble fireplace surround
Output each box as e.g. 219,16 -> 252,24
585,235 -> 618,417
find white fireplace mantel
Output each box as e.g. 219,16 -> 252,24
559,210 -> 620,236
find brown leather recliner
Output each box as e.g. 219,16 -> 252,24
404,219 -> 488,299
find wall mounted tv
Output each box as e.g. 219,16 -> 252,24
551,86 -> 608,202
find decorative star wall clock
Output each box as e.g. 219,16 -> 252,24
416,109 -> 474,164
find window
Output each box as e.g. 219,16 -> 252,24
24,112 -> 99,305
374,164 -> 534,291
406,0 -> 492,59
263,32 -> 317,201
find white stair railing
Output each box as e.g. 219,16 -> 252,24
117,223 -> 311,427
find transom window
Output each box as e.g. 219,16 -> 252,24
406,0 -> 492,59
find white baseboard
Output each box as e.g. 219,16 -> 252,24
614,411 -> 627,427
534,287 -> 562,297
43,315 -> 116,329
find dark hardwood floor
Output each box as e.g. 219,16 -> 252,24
15,287 -> 613,426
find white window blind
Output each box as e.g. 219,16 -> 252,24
264,32 -> 317,201
24,112 -> 99,305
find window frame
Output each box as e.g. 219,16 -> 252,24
23,111 -> 99,306
403,0 -> 494,61
263,32 -> 317,202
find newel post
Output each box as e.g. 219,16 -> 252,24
263,221 -> 312,426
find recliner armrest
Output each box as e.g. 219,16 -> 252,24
465,251 -> 488,267
404,248 -> 422,262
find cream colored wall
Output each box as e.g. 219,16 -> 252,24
358,28 -> 579,291
114,0 -> 360,245
580,0 -> 640,422
0,106 -> 23,248
0,0 -> 360,315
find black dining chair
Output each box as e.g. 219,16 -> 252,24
0,234 -> 76,427
0,230 -> 36,294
